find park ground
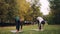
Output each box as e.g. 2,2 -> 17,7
0,23 -> 60,34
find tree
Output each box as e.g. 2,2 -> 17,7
0,0 -> 17,23
30,0 -> 42,21
0,0 -> 42,23
48,0 -> 60,24
17,0 -> 42,21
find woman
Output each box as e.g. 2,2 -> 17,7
15,16 -> 20,32
37,16 -> 45,31
19,16 -> 24,31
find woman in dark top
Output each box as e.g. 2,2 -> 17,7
15,16 -> 20,32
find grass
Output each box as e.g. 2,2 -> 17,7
0,24 -> 60,34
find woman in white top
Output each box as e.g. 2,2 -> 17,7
37,16 -> 45,31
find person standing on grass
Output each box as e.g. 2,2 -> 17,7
19,16 -> 24,31
15,16 -> 20,32
37,16 -> 45,31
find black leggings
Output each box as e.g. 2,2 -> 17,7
20,22 -> 23,30
16,20 -> 20,31
16,21 -> 24,31
38,21 -> 45,30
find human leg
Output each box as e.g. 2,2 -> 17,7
16,21 -> 20,32
20,21 -> 23,31
39,24 -> 41,30
41,21 -> 45,31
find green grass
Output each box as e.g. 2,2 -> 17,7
0,24 -> 60,34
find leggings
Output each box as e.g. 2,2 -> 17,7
16,20 -> 20,31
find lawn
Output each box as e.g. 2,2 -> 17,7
0,24 -> 60,34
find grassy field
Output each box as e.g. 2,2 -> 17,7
0,24 -> 60,34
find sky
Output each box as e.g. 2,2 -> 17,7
39,0 -> 50,15
26,0 -> 50,15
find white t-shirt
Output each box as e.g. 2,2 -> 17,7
37,17 -> 44,23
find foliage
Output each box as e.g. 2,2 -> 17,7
48,0 -> 60,24
0,0 -> 17,23
17,0 -> 42,21
0,0 -> 42,23
30,0 -> 42,21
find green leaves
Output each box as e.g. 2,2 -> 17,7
48,0 -> 60,24
0,0 -> 42,23
0,0 -> 17,23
